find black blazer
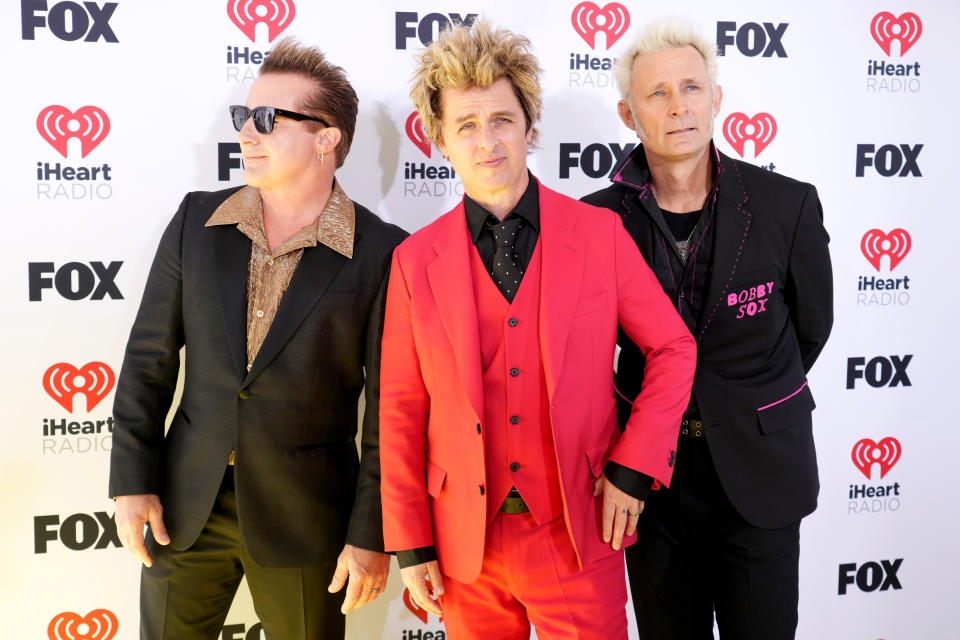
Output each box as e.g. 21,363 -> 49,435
583,148 -> 833,529
109,186 -> 407,566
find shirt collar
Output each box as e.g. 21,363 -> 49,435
464,171 -> 540,245
205,180 -> 356,258
611,141 -> 723,202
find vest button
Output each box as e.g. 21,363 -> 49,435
476,423 -> 482,434
510,462 -> 520,472
510,367 -> 519,377
478,484 -> 485,495
510,415 -> 519,425
238,389 -> 250,399
508,317 -> 518,327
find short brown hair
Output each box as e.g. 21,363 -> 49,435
410,19 -> 543,147
260,37 -> 358,168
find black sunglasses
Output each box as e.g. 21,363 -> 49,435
229,105 -> 330,134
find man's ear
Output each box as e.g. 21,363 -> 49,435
617,100 -> 638,133
316,127 -> 342,154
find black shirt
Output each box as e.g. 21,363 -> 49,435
465,171 -> 540,276
661,208 -> 703,245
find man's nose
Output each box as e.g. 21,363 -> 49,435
238,114 -> 259,144
477,124 -> 497,150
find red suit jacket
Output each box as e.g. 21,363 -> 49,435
380,180 -> 696,583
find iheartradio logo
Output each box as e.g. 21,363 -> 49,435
43,362 -> 115,413
571,2 -> 630,50
861,228 -> 911,271
722,112 -> 777,158
405,111 -> 431,158
870,12 -> 922,57
37,106 -> 110,159
852,437 -> 901,480
227,0 -> 296,43
48,609 -> 118,640
403,587 -> 442,624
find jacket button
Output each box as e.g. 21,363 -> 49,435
476,423 -> 482,434
238,389 -> 250,399
478,484 -> 485,496
510,462 -> 520,472
510,415 -> 519,425
510,367 -> 519,377
508,317 -> 518,327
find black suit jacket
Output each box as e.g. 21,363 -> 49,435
109,186 -> 407,566
583,146 -> 833,529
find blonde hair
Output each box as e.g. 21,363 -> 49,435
410,19 -> 543,146
615,18 -> 718,105
261,37 -> 358,168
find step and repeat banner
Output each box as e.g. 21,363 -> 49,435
2,0 -> 956,638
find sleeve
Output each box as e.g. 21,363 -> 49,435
108,195 -> 188,498
397,546 -> 438,569
784,185 -> 833,372
344,260 -> 393,552
608,216 -> 697,488
378,248 -> 436,552
602,461 -> 653,501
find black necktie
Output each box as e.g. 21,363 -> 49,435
488,215 -> 525,303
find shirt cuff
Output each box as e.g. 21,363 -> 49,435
397,546 -> 438,569
603,461 -> 654,501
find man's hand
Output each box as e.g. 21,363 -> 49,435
399,560 -> 444,617
328,545 -> 390,614
114,494 -> 169,567
593,474 -> 644,550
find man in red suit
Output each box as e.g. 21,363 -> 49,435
380,20 -> 696,639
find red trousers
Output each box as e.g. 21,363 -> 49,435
440,512 -> 628,640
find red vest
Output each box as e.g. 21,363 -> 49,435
470,243 -> 564,526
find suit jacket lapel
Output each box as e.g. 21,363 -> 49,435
696,154 -> 751,341
538,184 -> 585,402
214,225 -> 251,380
244,239 -> 350,385
426,207 -> 484,422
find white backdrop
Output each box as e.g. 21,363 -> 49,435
2,1 -> 957,638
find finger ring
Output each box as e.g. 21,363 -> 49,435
372,588 -> 381,592
628,512 -> 640,517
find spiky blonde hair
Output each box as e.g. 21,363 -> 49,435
410,19 -> 543,146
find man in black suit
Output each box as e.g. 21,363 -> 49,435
582,18 -> 832,640
109,38 -> 406,639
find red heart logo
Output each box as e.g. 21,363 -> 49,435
870,12 -> 922,57
42,362 -> 116,413
860,228 -> 911,272
851,437 -> 901,480
36,106 -> 110,159
227,0 -> 296,43
406,111 -> 431,158
571,2 -> 630,50
48,609 -> 118,640
722,112 -> 777,158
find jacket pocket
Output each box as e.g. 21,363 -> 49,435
757,382 -> 815,435
426,460 -> 447,498
574,291 -> 608,317
584,440 -> 613,479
